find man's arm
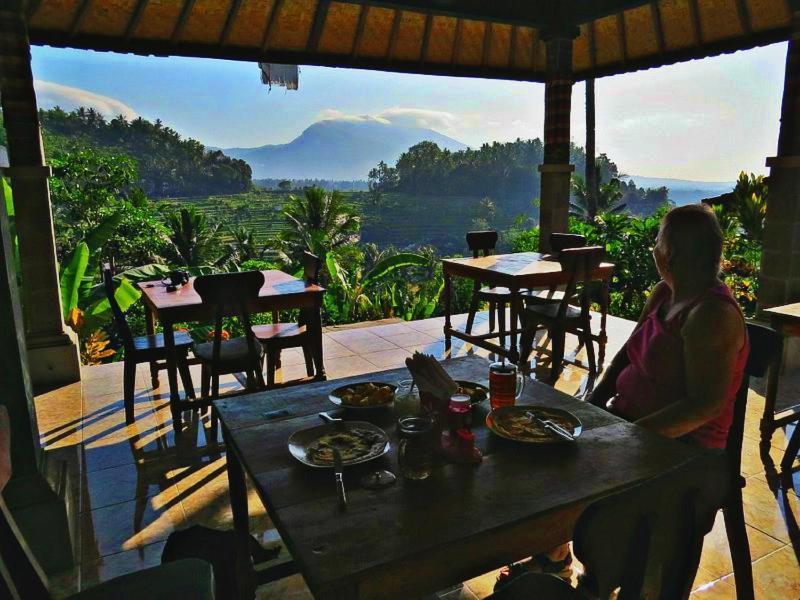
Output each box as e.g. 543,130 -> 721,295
634,297 -> 744,438
587,280 -> 670,407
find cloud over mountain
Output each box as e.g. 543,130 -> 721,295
34,80 -> 138,120
318,107 -> 459,136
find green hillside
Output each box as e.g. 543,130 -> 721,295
166,189 -> 528,254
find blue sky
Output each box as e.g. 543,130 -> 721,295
30,41 -> 787,182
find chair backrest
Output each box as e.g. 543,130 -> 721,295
573,452 -> 729,600
194,271 -> 265,370
549,232 -> 586,253
466,230 -> 498,258
556,246 -> 605,320
302,251 -> 321,285
726,322 -> 782,483
102,262 -> 135,349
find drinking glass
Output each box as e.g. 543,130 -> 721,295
489,362 -> 524,410
398,416 -> 433,480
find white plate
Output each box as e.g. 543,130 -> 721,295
287,421 -> 390,468
328,382 -> 396,410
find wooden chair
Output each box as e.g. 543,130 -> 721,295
194,271 -> 266,400
252,252 -> 321,388
526,233 -> 588,305
489,452 -> 729,600
464,231 -> 512,346
721,322 -> 782,600
102,263 -> 195,425
518,246 -> 605,380
0,406 -> 215,600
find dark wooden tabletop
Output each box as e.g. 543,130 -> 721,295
215,355 -> 699,599
442,252 -> 614,287
137,269 -> 325,321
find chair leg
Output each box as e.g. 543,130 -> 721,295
177,354 -> 195,400
211,372 -> 220,401
488,301 -> 496,333
201,365 -> 210,399
266,348 -> 277,388
498,301 -> 506,348
583,327 -> 597,376
518,313 -> 536,367
465,292 -> 480,334
723,493 -> 754,600
302,343 -> 315,377
781,422 -> 800,472
549,328 -> 566,383
123,359 -> 136,424
254,361 -> 267,390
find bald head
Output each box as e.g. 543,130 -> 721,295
659,204 -> 723,280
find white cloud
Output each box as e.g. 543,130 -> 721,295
34,80 -> 138,120
317,106 -> 459,133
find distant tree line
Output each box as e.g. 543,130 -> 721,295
368,139 -> 618,202
255,178 -> 369,192
37,107 -> 252,198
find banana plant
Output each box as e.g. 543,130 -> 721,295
1,177 -> 20,286
325,252 -> 429,322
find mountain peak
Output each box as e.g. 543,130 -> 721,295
223,118 -> 467,180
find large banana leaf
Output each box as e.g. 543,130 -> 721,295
325,254 -> 349,291
85,211 -> 124,252
362,253 -> 428,288
60,241 -> 90,319
1,178 -> 20,285
82,277 -> 141,332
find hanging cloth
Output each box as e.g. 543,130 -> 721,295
258,63 -> 299,91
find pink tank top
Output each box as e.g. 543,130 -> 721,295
612,281 -> 748,449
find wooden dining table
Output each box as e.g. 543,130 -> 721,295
215,355 -> 701,599
442,251 -> 615,364
137,269 -> 325,429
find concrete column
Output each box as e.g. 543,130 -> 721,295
538,28 -> 577,253
0,8 -> 80,390
759,10 -> 800,309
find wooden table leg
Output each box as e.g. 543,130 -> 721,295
598,277 -> 610,370
508,287 -> 520,364
225,437 -> 256,599
761,356 -> 781,451
311,299 -> 326,381
444,271 -> 452,358
162,320 -> 183,431
144,304 -> 159,388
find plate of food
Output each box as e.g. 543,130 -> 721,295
454,380 -> 489,405
329,382 -> 396,409
288,421 -> 390,468
486,406 -> 582,444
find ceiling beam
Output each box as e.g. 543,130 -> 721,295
387,9 -> 402,60
171,0 -> 197,45
124,0 -> 150,41
69,0 -> 92,37
420,13 -> 433,63
220,0 -> 243,46
333,0 -> 651,29
306,0 -> 331,52
261,0 -> 284,51
650,2 -> 665,54
351,3 -> 369,57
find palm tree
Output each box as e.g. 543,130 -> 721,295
570,175 -> 626,221
281,186 -> 360,266
227,225 -> 263,263
163,205 -> 221,266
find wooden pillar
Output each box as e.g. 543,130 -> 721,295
585,78 -> 598,218
759,8 -> 800,309
0,7 -> 80,390
538,28 -> 578,252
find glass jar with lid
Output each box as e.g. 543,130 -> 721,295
394,379 -> 420,421
397,416 -> 434,480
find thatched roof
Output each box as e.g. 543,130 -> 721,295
24,0 -> 793,82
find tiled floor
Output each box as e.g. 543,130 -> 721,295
34,311 -> 800,599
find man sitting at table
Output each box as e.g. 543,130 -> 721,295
497,203 -> 749,586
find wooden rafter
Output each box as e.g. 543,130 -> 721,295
587,20 -> 597,68
687,0 -> 702,45
387,9 -> 402,60
124,0 -> 150,41
481,22 -> 493,66
420,13 -> 432,63
69,0 -> 92,38
650,1 -> 665,54
220,0 -> 244,46
735,0 -> 751,33
616,12 -> 628,62
24,0 -> 43,20
351,3 -> 369,57
307,0 -> 331,52
261,0 -> 284,51
508,25 -> 517,68
171,0 -> 197,45
531,28 -> 539,70
451,17 -> 463,64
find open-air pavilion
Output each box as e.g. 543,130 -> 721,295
3,0 -> 800,598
